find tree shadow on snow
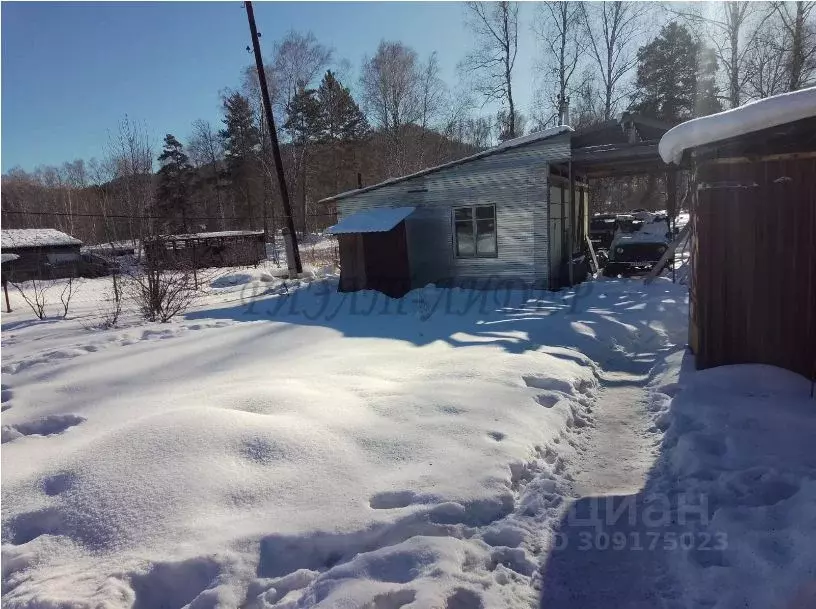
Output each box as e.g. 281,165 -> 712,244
186,278 -> 689,373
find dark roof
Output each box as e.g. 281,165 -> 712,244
571,113 -> 674,148
569,114 -> 676,178
146,230 -> 265,242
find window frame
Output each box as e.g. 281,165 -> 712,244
452,204 -> 498,259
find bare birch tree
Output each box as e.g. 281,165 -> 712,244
774,0 -> 816,90
533,1 -> 587,125
581,2 -> 648,121
105,116 -> 155,243
189,119 -> 227,229
360,41 -> 426,173
672,2 -> 775,107
460,2 -> 520,139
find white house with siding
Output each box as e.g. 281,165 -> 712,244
321,126 -> 592,292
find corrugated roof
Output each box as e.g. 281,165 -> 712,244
325,207 -> 415,234
1,229 -> 82,249
319,126 -> 572,203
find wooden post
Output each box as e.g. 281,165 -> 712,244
357,172 -> 363,189
667,168 -> 678,283
560,176 -> 567,287
568,161 -> 575,286
3,279 -> 10,313
245,1 -> 302,275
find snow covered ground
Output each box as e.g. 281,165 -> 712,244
2,269 -> 814,609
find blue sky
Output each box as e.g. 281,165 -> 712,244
1,1 -> 539,173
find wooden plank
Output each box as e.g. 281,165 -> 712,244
643,223 -> 691,285
584,234 -> 600,276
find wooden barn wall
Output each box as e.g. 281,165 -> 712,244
693,157 -> 816,380
2,245 -> 81,281
336,135 -> 571,287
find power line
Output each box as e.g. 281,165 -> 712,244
1,209 -> 335,220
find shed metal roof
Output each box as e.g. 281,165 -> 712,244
325,207 -> 415,234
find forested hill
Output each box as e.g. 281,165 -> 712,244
0,125 -> 478,246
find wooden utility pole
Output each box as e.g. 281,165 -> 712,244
244,1 -> 302,275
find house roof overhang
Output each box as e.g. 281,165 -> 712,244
568,141 -> 683,179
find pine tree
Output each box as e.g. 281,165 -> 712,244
156,134 -> 193,233
314,71 -> 370,194
630,22 -> 722,123
283,86 -> 321,233
284,87 -> 322,144
315,70 -> 369,143
219,92 -> 261,229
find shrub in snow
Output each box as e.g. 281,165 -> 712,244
127,264 -> 202,323
58,276 -> 74,319
10,279 -> 51,320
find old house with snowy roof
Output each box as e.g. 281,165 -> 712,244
320,116 -> 674,297
659,86 -> 816,380
0,228 -> 83,282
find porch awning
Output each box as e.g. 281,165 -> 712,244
326,207 -> 415,235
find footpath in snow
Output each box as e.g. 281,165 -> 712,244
2,273 -> 815,609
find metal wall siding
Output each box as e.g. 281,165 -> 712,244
337,135 -> 570,286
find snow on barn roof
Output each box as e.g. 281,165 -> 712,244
659,87 -> 816,164
325,207 -> 415,234
320,126 -> 572,203
1,228 -> 82,249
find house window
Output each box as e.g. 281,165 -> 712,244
453,205 -> 497,258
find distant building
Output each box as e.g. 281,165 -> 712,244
144,231 -> 266,269
0,228 -> 83,281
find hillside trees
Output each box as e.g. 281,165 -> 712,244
360,41 -> 450,174
188,119 -> 227,230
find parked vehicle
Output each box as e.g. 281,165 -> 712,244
78,252 -> 116,278
604,214 -> 672,277
589,214 -> 619,251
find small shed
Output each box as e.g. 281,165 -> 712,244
326,207 -> 414,297
659,87 -> 816,381
0,228 -> 83,282
144,230 -> 266,269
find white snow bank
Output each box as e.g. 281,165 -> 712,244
1,277 -> 688,608
1,229 -> 82,249
659,86 -> 816,164
649,355 -> 816,609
